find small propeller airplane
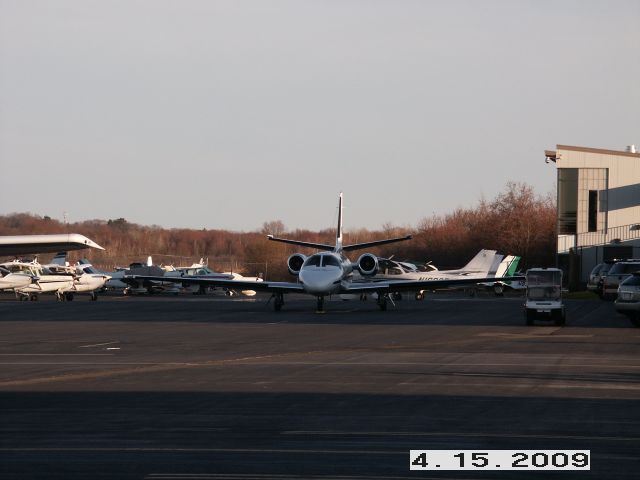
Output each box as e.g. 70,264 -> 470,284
128,193 -> 522,312
0,255 -> 111,301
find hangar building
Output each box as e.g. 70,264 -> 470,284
546,144 -> 640,286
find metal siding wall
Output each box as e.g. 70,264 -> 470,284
556,148 -> 640,283
558,148 -> 640,232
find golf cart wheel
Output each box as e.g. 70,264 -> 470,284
525,309 -> 534,326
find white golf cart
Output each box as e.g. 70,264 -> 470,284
524,268 -> 566,326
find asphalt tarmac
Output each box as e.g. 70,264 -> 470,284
0,292 -> 638,479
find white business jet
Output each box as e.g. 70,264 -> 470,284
129,193 -> 521,312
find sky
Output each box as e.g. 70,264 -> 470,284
1,0 -> 638,232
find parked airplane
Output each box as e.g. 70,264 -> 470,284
221,272 -> 264,297
104,257 -> 181,294
363,249 -> 503,300
477,255 -> 523,295
0,263 -> 36,291
167,260 -> 234,295
161,260 -> 263,296
129,193 -> 522,312
0,234 -> 104,255
4,256 -> 111,301
1,259 -> 73,300
48,254 -> 112,300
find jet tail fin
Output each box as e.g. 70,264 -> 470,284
496,255 -> 520,278
461,249 -> 499,275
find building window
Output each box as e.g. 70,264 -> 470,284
588,190 -> 598,232
558,168 -> 578,234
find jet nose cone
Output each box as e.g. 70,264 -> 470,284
299,268 -> 342,294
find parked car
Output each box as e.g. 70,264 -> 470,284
602,260 -> 640,300
587,261 -> 615,297
615,273 -> 640,327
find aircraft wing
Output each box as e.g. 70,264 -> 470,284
125,275 -> 305,293
341,276 -> 525,294
266,235 -> 334,251
0,234 -> 104,255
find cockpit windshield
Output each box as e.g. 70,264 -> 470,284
322,256 -> 341,268
303,254 -> 340,268
303,255 -> 322,267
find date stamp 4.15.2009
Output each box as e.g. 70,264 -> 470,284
410,450 -> 590,471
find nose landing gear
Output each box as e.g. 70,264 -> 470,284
316,296 -> 325,313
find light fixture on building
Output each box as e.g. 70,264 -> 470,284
544,150 -> 558,164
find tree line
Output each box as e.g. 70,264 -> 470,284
0,182 -> 556,279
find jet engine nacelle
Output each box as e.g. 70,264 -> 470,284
357,253 -> 379,276
287,253 -> 307,275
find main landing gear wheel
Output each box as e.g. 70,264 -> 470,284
554,309 -> 566,326
377,294 -> 388,311
65,293 -> 74,302
29,293 -> 38,302
392,292 -> 402,301
525,309 -> 535,326
415,292 -> 425,301
493,284 -> 505,296
274,293 -> 284,311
